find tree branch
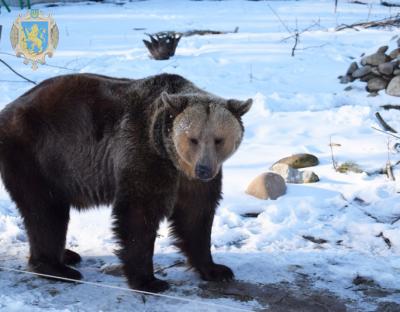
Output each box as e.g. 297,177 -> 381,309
0,59 -> 36,85
375,112 -> 398,133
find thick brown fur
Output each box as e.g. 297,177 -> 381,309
0,73 -> 252,292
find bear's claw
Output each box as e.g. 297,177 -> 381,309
198,263 -> 234,282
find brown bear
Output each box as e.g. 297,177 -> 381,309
0,73 -> 252,292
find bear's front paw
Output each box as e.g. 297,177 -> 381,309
198,263 -> 234,282
130,277 -> 170,293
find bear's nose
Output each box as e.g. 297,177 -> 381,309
195,164 -> 212,181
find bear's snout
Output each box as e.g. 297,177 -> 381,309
195,164 -> 213,181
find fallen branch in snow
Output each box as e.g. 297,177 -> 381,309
380,0 -> 400,8
391,215 -> 400,224
377,232 -> 392,248
181,27 -> 239,37
302,235 -> 328,244
154,260 -> 185,275
375,112 -> 398,133
0,59 -> 36,85
336,14 -> 400,31
349,0 -> 368,5
381,104 -> 400,110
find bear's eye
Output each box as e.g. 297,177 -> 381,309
215,138 -> 224,145
190,138 -> 199,145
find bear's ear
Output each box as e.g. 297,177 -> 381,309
226,98 -> 253,117
161,91 -> 188,114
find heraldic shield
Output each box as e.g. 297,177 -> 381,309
10,10 -> 59,70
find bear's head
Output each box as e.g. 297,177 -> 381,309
160,92 -> 252,181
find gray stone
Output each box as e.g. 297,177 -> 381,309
360,73 -> 378,82
377,45 -> 389,54
272,153 -> 319,169
344,86 -> 352,91
352,65 -> 372,78
378,62 -> 394,75
367,77 -> 388,92
245,172 -> 286,200
339,75 -> 353,84
271,163 -> 319,184
386,76 -> 400,96
346,62 -> 359,76
394,69 -> 400,75
389,48 -> 400,60
361,53 -> 390,66
371,67 -> 381,75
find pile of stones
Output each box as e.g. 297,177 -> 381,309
339,40 -> 400,96
245,153 -> 319,200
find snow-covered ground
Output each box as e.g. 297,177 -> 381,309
1,0 -> 400,311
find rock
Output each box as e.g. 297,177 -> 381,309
394,68 -> 400,75
339,75 -> 353,84
386,76 -> 400,96
397,37 -> 400,48
346,61 -> 359,76
245,172 -> 286,200
371,67 -> 381,75
360,73 -> 378,82
389,48 -> 400,60
352,65 -> 371,78
344,86 -> 352,91
367,77 -> 388,92
377,45 -> 389,54
271,163 -> 319,184
272,153 -> 319,169
361,53 -> 389,66
378,62 -> 394,75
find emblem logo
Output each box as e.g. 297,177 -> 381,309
10,10 -> 59,70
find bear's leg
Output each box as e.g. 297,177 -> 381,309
112,187 -> 171,293
170,173 -> 234,282
0,153 -> 81,281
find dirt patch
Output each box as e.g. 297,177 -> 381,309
198,280 -> 347,312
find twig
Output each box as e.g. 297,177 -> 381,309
154,260 -> 185,274
0,59 -> 36,85
336,14 -> 400,31
291,33 -> 299,57
386,138 -> 395,181
266,3 -> 292,34
371,126 -> 400,139
391,216 -> 400,224
377,232 -> 392,248
349,0 -> 368,5
329,136 -> 340,171
181,27 -> 239,37
0,0 -> 11,12
386,161 -> 395,180
381,0 -> 400,8
381,104 -> 400,110
375,112 -> 398,133
0,52 -> 75,71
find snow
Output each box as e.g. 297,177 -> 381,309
1,0 -> 400,311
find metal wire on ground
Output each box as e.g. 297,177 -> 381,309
0,265 -> 254,312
